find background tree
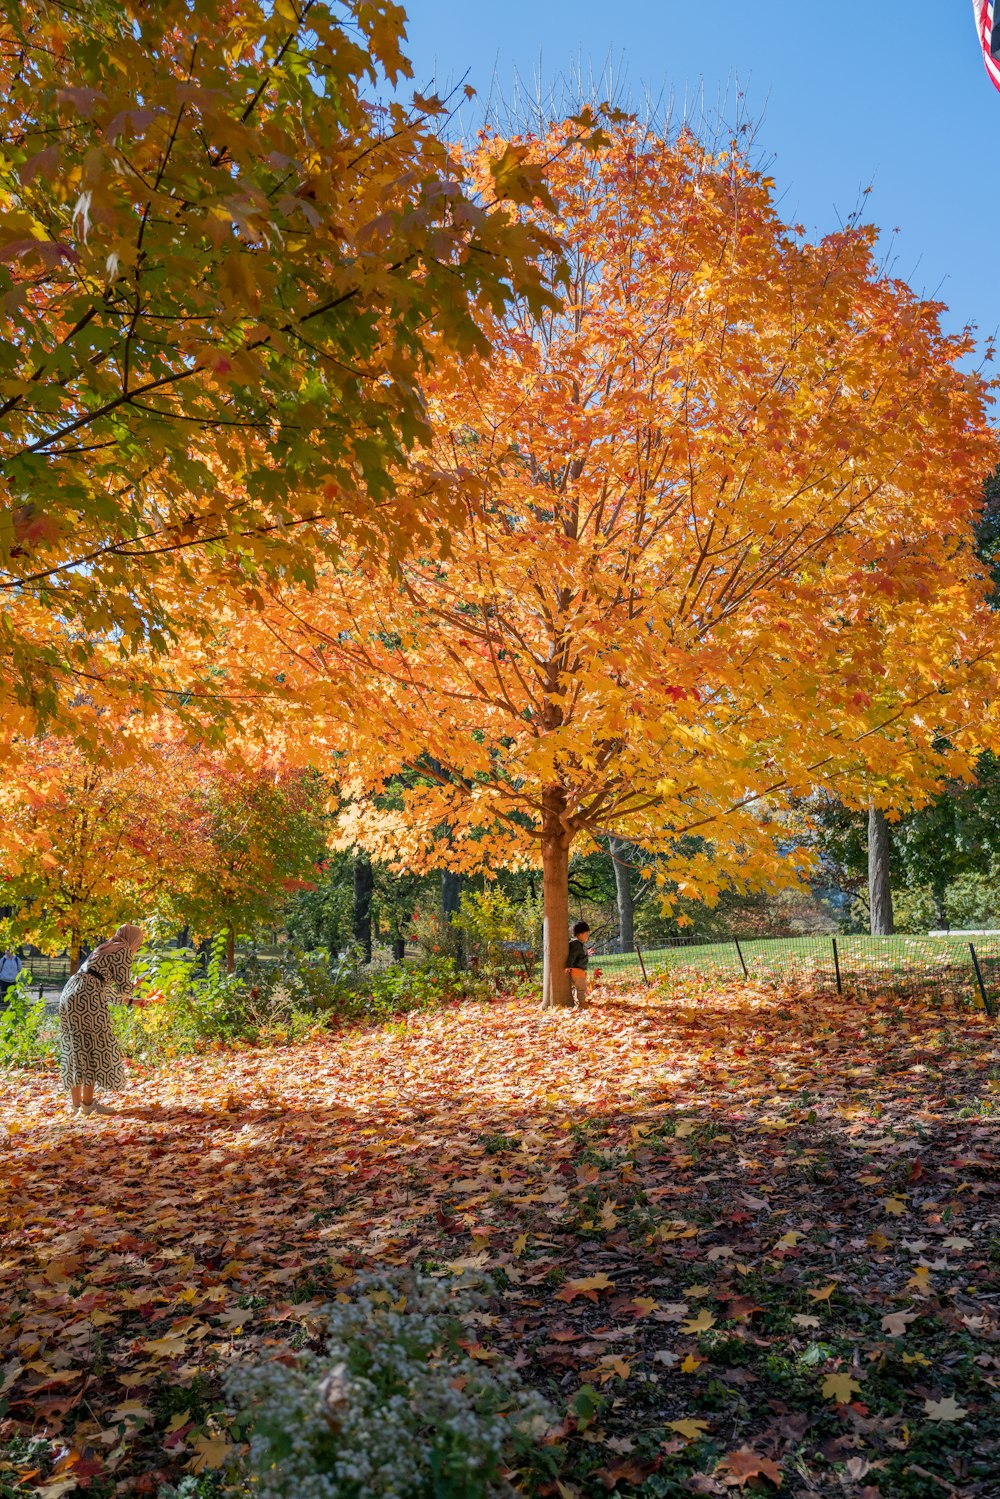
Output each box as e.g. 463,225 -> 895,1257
0,0 -> 565,738
284,851 -> 355,955
172,759 -> 328,971
814,755 -> 1000,932
0,729 -> 194,965
258,121 -> 999,1007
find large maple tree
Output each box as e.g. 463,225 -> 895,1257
0,0 -> 564,738
254,123 -> 998,1006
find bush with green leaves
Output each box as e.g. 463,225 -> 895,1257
425,888 -> 541,989
360,954 -> 479,1017
224,1274 -> 552,1499
0,973 -> 56,1068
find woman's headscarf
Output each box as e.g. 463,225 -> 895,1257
89,924 -> 145,963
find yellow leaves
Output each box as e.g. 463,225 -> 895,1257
680,1353 -> 705,1374
138,1333 -> 189,1359
821,1372 -> 863,1405
773,1231 -> 802,1251
581,1353 -> 630,1385
597,1201 -> 619,1231
806,1282 -> 838,1303
881,1196 -> 907,1216
680,1309 -> 716,1335
187,1434 -> 233,1472
665,1418 -> 710,1442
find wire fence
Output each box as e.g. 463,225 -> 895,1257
17,934 -> 1000,1019
589,932 -> 1000,1016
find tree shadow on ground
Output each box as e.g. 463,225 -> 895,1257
1,986 -> 998,1496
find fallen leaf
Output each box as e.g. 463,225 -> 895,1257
923,1397 -> 969,1422
821,1372 -> 863,1404
716,1448 -> 783,1488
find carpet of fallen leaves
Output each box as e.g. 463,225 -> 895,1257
1,981 -> 999,1499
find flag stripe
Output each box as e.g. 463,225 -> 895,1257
975,0 -> 1000,92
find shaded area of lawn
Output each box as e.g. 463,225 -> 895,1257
1,982 -> 998,1497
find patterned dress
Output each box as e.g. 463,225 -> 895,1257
58,948 -> 135,1092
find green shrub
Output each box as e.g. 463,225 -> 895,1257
224,1274 -> 552,1499
428,888 -> 541,989
361,954 -> 477,1017
0,974 -> 56,1068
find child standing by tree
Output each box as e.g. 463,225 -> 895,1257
565,921 -> 591,1008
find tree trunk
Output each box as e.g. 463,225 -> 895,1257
225,923 -> 236,974
868,807 -> 895,935
441,869 -> 464,967
932,877 -> 949,931
609,837 -> 634,953
441,869 -> 462,918
392,935 -> 406,962
69,925 -> 81,976
541,787 -> 572,1008
353,854 -> 373,962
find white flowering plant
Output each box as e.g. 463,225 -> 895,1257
224,1274 -> 552,1499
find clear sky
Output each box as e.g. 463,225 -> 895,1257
397,0 -> 997,367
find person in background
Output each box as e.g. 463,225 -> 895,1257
565,920 -> 591,1008
0,948 -> 22,1007
58,924 -> 146,1117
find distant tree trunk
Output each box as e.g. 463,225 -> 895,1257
441,870 -> 462,917
609,837 -> 634,953
353,854 -> 373,961
441,869 -> 464,967
932,877 -> 949,931
392,934 -> 406,962
68,925 -> 82,975
541,787 -> 572,1009
868,807 -> 895,935
225,923 -> 236,974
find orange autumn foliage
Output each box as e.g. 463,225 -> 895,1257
254,123 -> 999,1006
0,728 -> 327,963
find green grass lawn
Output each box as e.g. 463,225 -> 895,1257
594,932 -> 1000,1007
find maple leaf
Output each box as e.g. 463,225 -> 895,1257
665,1418 -> 711,1442
881,1310 -> 918,1337
681,1309 -> 717,1334
554,1273 -> 614,1303
187,1435 -> 233,1473
923,1397 -> 970,1422
806,1282 -> 838,1302
593,1460 -> 649,1490
821,1372 -> 863,1404
716,1448 -> 783,1489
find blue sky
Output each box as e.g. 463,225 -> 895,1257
397,0 -> 997,366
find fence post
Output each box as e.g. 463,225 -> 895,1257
831,937 -> 843,995
733,938 -> 749,981
635,942 -> 650,986
969,943 -> 997,1018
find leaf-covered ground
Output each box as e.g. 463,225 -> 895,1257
2,983 -> 999,1498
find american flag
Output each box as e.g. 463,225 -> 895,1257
974,0 -> 1000,92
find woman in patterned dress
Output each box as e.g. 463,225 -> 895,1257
59,923 -> 145,1117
